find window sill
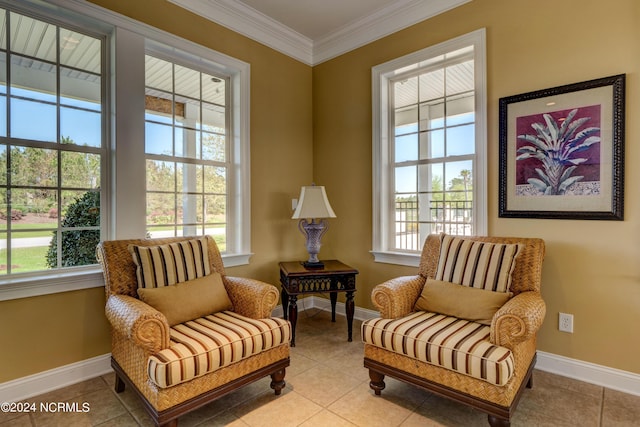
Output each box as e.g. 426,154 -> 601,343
0,267 -> 105,302
222,252 -> 253,268
371,250 -> 420,268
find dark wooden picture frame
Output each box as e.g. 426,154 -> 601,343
499,74 -> 625,220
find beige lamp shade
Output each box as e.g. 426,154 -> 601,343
292,185 -> 336,219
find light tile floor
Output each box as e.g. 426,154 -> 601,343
2,309 -> 639,426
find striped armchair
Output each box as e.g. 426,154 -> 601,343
97,236 -> 290,427
362,234 -> 545,427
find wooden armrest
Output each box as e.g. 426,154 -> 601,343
105,294 -> 170,353
490,291 -> 546,347
224,276 -> 280,319
371,275 -> 426,319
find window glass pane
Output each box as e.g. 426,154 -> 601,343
0,51 -> 6,94
145,89 -> 174,124
61,190 -> 99,223
61,152 -> 100,189
418,162 -> 443,193
202,73 -> 225,106
10,12 -> 56,62
202,132 -> 225,161
446,94 -> 474,126
419,101 -> 444,131
395,166 -> 416,193
12,188 -> 56,218
0,232 -> 6,275
0,146 -> 5,185
145,122 -> 173,155
11,56 -> 56,103
145,56 -> 173,92
446,124 -> 474,156
177,193 -> 201,225
446,60 -> 474,96
175,127 -> 200,159
9,231 -> 52,274
175,64 -> 199,99
10,146 -> 57,187
177,162 -> 202,193
419,69 -> 444,102
201,102 -> 224,133
394,76 -> 417,108
59,229 -> 99,267
204,166 -> 226,193
395,105 -> 417,132
59,29 -> 101,74
420,129 -> 444,160
204,195 -> 226,224
0,11 -> 5,50
395,133 -> 417,163
147,193 -> 175,225
11,98 -> 56,142
61,68 -> 101,110
0,95 -> 6,137
174,95 -> 199,128
146,160 -> 175,192
61,107 -> 101,147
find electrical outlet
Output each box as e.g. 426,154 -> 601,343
559,312 -> 574,333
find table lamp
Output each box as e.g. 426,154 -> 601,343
292,184 -> 336,268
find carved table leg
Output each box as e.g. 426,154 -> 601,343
345,290 -> 354,341
330,291 -> 338,322
281,288 -> 289,321
288,295 -> 298,347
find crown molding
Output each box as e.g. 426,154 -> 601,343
168,0 -> 314,65
169,0 -> 472,66
313,0 -> 472,65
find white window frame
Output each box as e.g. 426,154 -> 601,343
371,29 -> 487,267
0,0 -> 251,301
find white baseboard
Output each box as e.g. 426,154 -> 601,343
2,300 -> 638,403
536,350 -> 640,396
0,354 -> 112,403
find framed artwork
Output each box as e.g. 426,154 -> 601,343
499,74 -> 625,220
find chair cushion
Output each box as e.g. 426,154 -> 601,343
148,311 -> 291,388
129,236 -> 211,288
414,279 -> 511,325
137,273 -> 233,326
435,234 -> 521,293
362,311 -> 514,386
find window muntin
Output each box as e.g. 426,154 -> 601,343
144,55 -> 228,250
0,9 -> 104,275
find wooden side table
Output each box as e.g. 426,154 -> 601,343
279,260 -> 358,347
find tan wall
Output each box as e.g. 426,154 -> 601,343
313,0 -> 640,374
1,0 -> 639,384
0,0 -> 313,383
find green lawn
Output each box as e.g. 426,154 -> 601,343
0,245 -> 49,274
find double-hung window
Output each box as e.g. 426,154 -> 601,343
372,29 -> 486,266
144,54 -> 229,249
0,7 -> 105,276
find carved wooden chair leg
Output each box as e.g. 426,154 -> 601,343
488,414 -> 510,427
114,374 -> 125,393
270,368 -> 286,395
368,369 -> 386,395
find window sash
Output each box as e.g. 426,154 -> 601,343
372,29 -> 487,267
